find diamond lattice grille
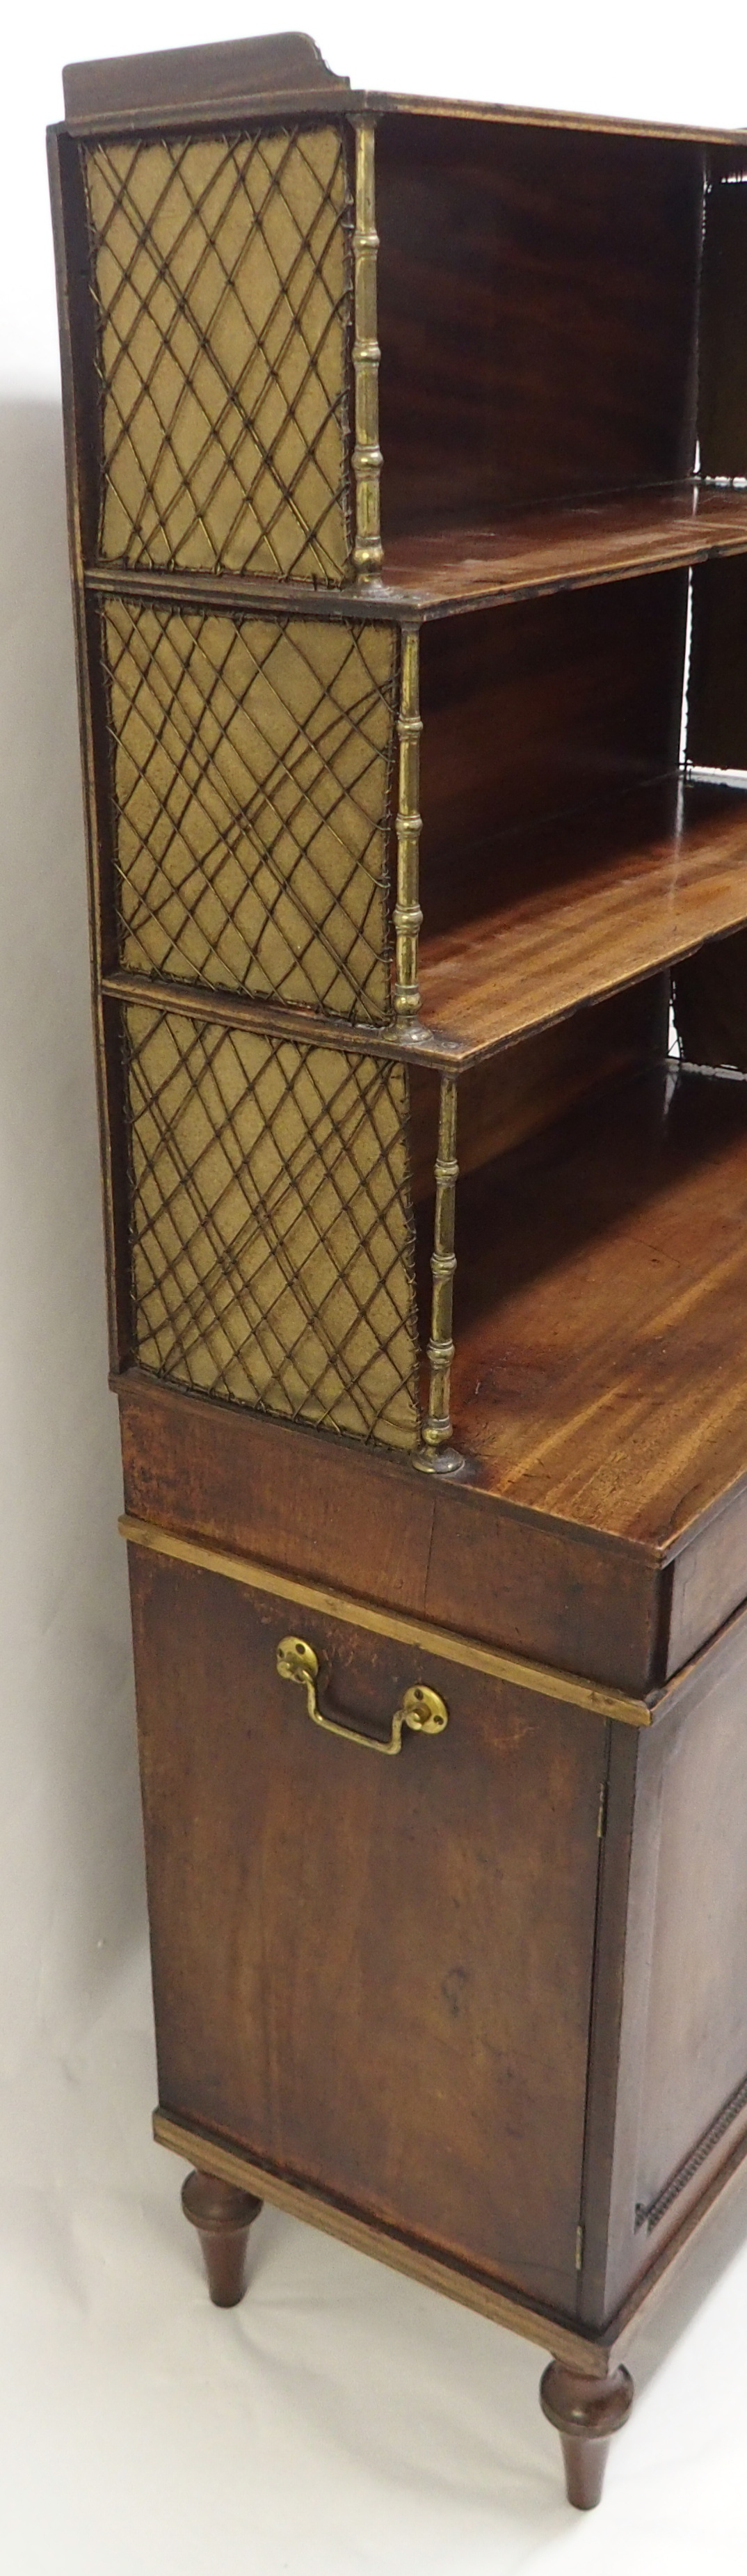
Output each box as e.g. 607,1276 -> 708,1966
82,127 -> 352,580
104,602 -> 397,1021
124,1003 -> 419,1449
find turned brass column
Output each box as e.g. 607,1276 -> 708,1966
394,625 -> 423,1018
413,1075 -> 465,1474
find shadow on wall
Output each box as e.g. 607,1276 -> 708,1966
0,399 -> 145,2062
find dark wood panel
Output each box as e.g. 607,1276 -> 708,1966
58,47 -> 747,149
447,1063 -> 747,1546
589,1624 -> 747,2321
407,980 -> 666,1200
377,116 -> 701,530
62,33 -> 351,122
47,132 -> 133,1370
673,935 -> 747,1076
636,1644 -> 747,2223
419,575 -> 686,922
688,555 -> 747,771
667,1480 -> 747,1672
118,1374 -> 664,1692
575,1722 -> 640,2329
698,166 -> 747,480
418,779 -> 747,1062
130,1548 -> 603,2307
423,1485 -> 659,1696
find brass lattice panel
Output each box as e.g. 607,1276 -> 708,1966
124,1003 -> 419,1449
104,602 -> 397,1021
82,127 -> 353,580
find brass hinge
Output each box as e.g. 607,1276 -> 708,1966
597,1779 -> 608,1840
575,2223 -> 585,2273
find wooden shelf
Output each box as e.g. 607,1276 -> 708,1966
379,482 -> 747,616
102,776 -> 747,1077
85,484 -> 747,626
453,1060 -> 747,1548
418,775 -> 747,1066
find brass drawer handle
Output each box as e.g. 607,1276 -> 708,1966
276,1635 -> 449,1756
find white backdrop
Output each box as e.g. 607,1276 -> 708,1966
3,6 -> 747,2568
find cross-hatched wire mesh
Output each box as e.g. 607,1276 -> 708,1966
124,1002 -> 419,1449
103,601 -> 398,1022
82,126 -> 353,580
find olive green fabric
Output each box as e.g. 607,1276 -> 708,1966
125,1004 -> 419,1450
84,127 -> 352,580
104,602 -> 396,1022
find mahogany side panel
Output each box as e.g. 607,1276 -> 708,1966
377,115 -> 702,530
418,575 -> 688,939
47,130 -> 133,1369
129,1545 -> 604,2309
581,1616 -> 747,2324
687,555 -> 747,772
407,980 -> 667,1200
698,161 -> 747,482
666,1484 -> 747,1674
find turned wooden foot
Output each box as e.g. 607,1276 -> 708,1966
540,2360 -> 634,2509
181,2169 -> 264,2307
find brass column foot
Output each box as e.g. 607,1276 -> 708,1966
411,1443 -> 469,1477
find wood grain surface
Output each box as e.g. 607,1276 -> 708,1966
118,1370 -> 666,1693
80,482 -> 747,621
380,484 -> 747,614
417,779 -> 747,1062
447,1062 -> 747,1544
130,1545 -> 604,2309
581,1630 -> 747,2324
377,116 -> 700,530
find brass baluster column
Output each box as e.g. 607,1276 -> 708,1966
413,1075 -> 465,1475
352,120 -> 383,578
394,625 -> 423,1017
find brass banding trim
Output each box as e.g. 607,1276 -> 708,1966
119,1513 -> 650,1724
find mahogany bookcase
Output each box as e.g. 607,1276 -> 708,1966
48,30 -> 747,2511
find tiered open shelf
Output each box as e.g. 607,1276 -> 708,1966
377,482 -> 747,612
417,776 -> 747,1063
85,480 -> 747,619
448,1057 -> 747,1529
50,27 -> 747,2515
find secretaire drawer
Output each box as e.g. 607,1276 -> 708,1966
126,1524 -> 608,2316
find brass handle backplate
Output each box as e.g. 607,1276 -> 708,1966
276,1635 -> 449,1756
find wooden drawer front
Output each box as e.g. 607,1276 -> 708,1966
129,1546 -> 606,2312
81,125 -> 353,583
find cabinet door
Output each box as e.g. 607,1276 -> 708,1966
595,1625 -> 747,2323
129,1545 -> 606,2314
